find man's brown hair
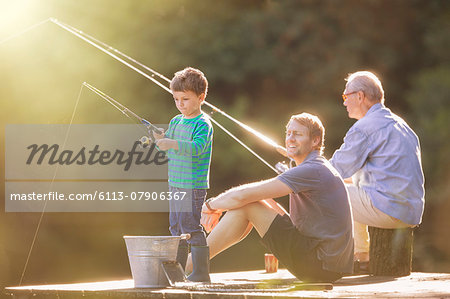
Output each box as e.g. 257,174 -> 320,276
288,113 -> 325,155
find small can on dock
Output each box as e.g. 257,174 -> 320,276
265,253 -> 278,273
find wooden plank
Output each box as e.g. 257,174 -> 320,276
5,270 -> 450,298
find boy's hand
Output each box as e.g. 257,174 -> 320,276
155,138 -> 178,151
152,128 -> 165,140
201,200 -> 222,233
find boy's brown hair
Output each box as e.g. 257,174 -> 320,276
170,67 -> 208,97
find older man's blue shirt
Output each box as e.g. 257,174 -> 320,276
330,103 -> 425,225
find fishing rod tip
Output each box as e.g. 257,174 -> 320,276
49,17 -> 58,23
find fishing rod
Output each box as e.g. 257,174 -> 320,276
49,18 -> 286,155
83,82 -> 279,173
82,82 -> 162,135
1,18 -> 287,172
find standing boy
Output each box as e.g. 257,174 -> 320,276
154,67 -> 213,282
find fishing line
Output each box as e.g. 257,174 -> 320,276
0,18 -> 51,46
206,115 -> 278,173
19,83 -> 84,286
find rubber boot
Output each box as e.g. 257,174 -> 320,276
176,243 -> 189,271
187,246 -> 211,283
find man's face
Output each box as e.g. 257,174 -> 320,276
172,90 -> 204,118
343,83 -> 364,120
285,120 -> 316,163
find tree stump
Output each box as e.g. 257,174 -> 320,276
368,226 -> 414,276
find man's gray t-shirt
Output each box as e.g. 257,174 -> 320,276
277,150 -> 354,273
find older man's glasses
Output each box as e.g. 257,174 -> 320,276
342,91 -> 358,102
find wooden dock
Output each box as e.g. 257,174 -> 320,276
5,269 -> 450,298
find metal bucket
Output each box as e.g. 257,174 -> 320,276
123,236 -> 181,288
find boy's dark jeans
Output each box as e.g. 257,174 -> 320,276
169,186 -> 207,247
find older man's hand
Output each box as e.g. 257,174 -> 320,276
201,200 -> 222,233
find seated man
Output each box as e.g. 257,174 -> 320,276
199,113 -> 354,282
330,71 -> 425,268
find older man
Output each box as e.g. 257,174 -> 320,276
195,113 -> 353,282
330,71 -> 425,268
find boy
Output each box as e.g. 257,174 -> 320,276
154,67 -> 213,282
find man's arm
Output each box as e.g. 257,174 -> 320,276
330,128 -> 371,179
206,177 -> 292,212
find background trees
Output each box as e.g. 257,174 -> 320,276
0,0 -> 449,289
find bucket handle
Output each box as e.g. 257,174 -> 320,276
151,234 -> 190,247
180,233 -> 191,240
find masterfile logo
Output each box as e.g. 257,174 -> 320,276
6,124 -> 169,180
25,142 -> 168,171
4,124 -> 192,212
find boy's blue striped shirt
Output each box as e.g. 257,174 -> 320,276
166,112 -> 213,189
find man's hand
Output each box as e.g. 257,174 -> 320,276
155,138 -> 178,151
201,200 -> 222,233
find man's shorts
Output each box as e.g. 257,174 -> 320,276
262,214 -> 342,282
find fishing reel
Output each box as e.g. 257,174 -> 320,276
275,161 -> 289,174
274,159 -> 295,174
139,119 -> 165,148
141,119 -> 164,136
139,135 -> 152,148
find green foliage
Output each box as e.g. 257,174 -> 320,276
407,67 -> 450,185
0,0 -> 449,288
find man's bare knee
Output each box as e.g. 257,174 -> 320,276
225,206 -> 248,219
239,201 -> 278,237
